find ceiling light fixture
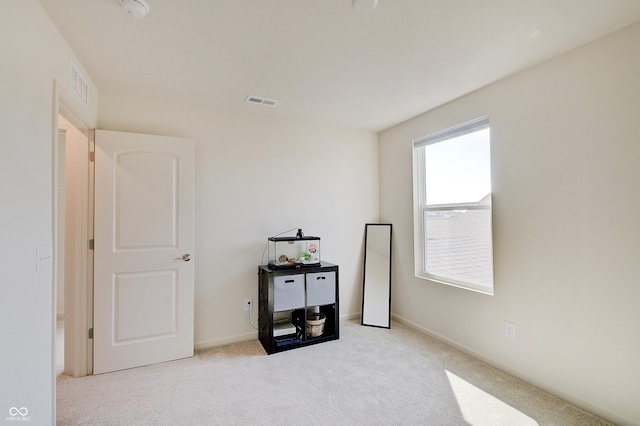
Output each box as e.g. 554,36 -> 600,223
352,0 -> 378,13
119,0 -> 150,19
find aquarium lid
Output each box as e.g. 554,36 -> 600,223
268,236 -> 320,242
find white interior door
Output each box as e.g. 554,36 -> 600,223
93,130 -> 194,374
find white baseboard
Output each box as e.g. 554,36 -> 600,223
340,312 -> 361,321
391,313 -> 631,426
194,312 -> 361,351
194,331 -> 257,351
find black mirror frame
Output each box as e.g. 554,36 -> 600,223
361,223 -> 392,329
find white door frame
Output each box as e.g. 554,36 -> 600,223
52,83 -> 94,383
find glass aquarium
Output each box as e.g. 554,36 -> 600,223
268,235 -> 321,269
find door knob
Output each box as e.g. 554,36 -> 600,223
174,253 -> 191,261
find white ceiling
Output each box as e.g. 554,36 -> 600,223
38,0 -> 640,132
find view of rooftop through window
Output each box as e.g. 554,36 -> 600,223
414,120 -> 494,294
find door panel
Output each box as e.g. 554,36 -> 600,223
116,151 -> 177,249
113,270 -> 177,343
94,130 -> 194,374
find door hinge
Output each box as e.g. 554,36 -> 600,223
88,328 -> 93,339
89,239 -> 94,250
89,151 -> 95,162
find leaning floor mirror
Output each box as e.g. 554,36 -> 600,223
361,223 -> 392,328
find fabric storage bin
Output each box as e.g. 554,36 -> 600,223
273,274 -> 305,311
306,271 -> 336,306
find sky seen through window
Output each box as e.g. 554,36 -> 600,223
424,128 -> 491,205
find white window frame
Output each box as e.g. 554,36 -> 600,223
412,116 -> 494,295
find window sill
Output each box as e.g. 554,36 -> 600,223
415,272 -> 494,296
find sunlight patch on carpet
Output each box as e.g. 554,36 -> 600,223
446,370 -> 539,426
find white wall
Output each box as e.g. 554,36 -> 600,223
0,1 -> 98,424
97,92 -> 379,348
380,23 -> 640,425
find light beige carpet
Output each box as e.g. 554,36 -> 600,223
56,320 -> 612,425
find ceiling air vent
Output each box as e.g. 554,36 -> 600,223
246,95 -> 278,107
69,62 -> 89,106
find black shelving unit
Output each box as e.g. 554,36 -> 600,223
258,262 -> 339,354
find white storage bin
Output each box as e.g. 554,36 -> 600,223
306,271 -> 336,306
273,274 -> 305,311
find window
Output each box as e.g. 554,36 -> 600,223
413,116 -> 494,295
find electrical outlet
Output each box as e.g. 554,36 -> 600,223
504,321 -> 516,339
244,298 -> 253,311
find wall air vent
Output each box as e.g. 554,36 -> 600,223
69,62 -> 89,106
246,95 -> 278,107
